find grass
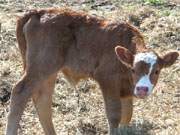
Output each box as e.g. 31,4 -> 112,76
0,0 -> 180,135
142,0 -> 165,5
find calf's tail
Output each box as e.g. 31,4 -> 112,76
16,10 -> 40,70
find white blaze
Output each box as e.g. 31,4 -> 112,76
134,52 -> 157,95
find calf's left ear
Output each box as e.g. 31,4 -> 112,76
115,46 -> 134,67
161,52 -> 179,68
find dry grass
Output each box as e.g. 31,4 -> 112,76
0,0 -> 179,135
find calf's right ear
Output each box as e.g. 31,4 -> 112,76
115,46 -> 134,67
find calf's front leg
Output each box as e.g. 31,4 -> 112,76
103,95 -> 133,135
119,98 -> 133,135
120,98 -> 133,125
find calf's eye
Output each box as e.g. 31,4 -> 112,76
132,69 -> 135,73
155,70 -> 159,74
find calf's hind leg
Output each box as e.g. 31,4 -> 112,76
6,45 -> 64,135
32,73 -> 57,135
6,73 -> 47,135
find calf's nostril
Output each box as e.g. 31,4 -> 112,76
142,86 -> 148,92
136,86 -> 148,92
136,87 -> 140,91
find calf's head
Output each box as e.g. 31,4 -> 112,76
115,46 -> 179,99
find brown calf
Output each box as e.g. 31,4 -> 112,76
6,8 -> 179,135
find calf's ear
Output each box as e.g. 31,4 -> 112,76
115,46 -> 134,67
161,52 -> 179,68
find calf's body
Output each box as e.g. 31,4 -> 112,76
6,9 -> 178,135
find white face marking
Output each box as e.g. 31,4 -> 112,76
134,52 -> 157,96
134,75 -> 154,96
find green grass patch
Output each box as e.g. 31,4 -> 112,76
142,0 -> 165,5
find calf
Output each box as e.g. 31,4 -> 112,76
6,8 -> 179,135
